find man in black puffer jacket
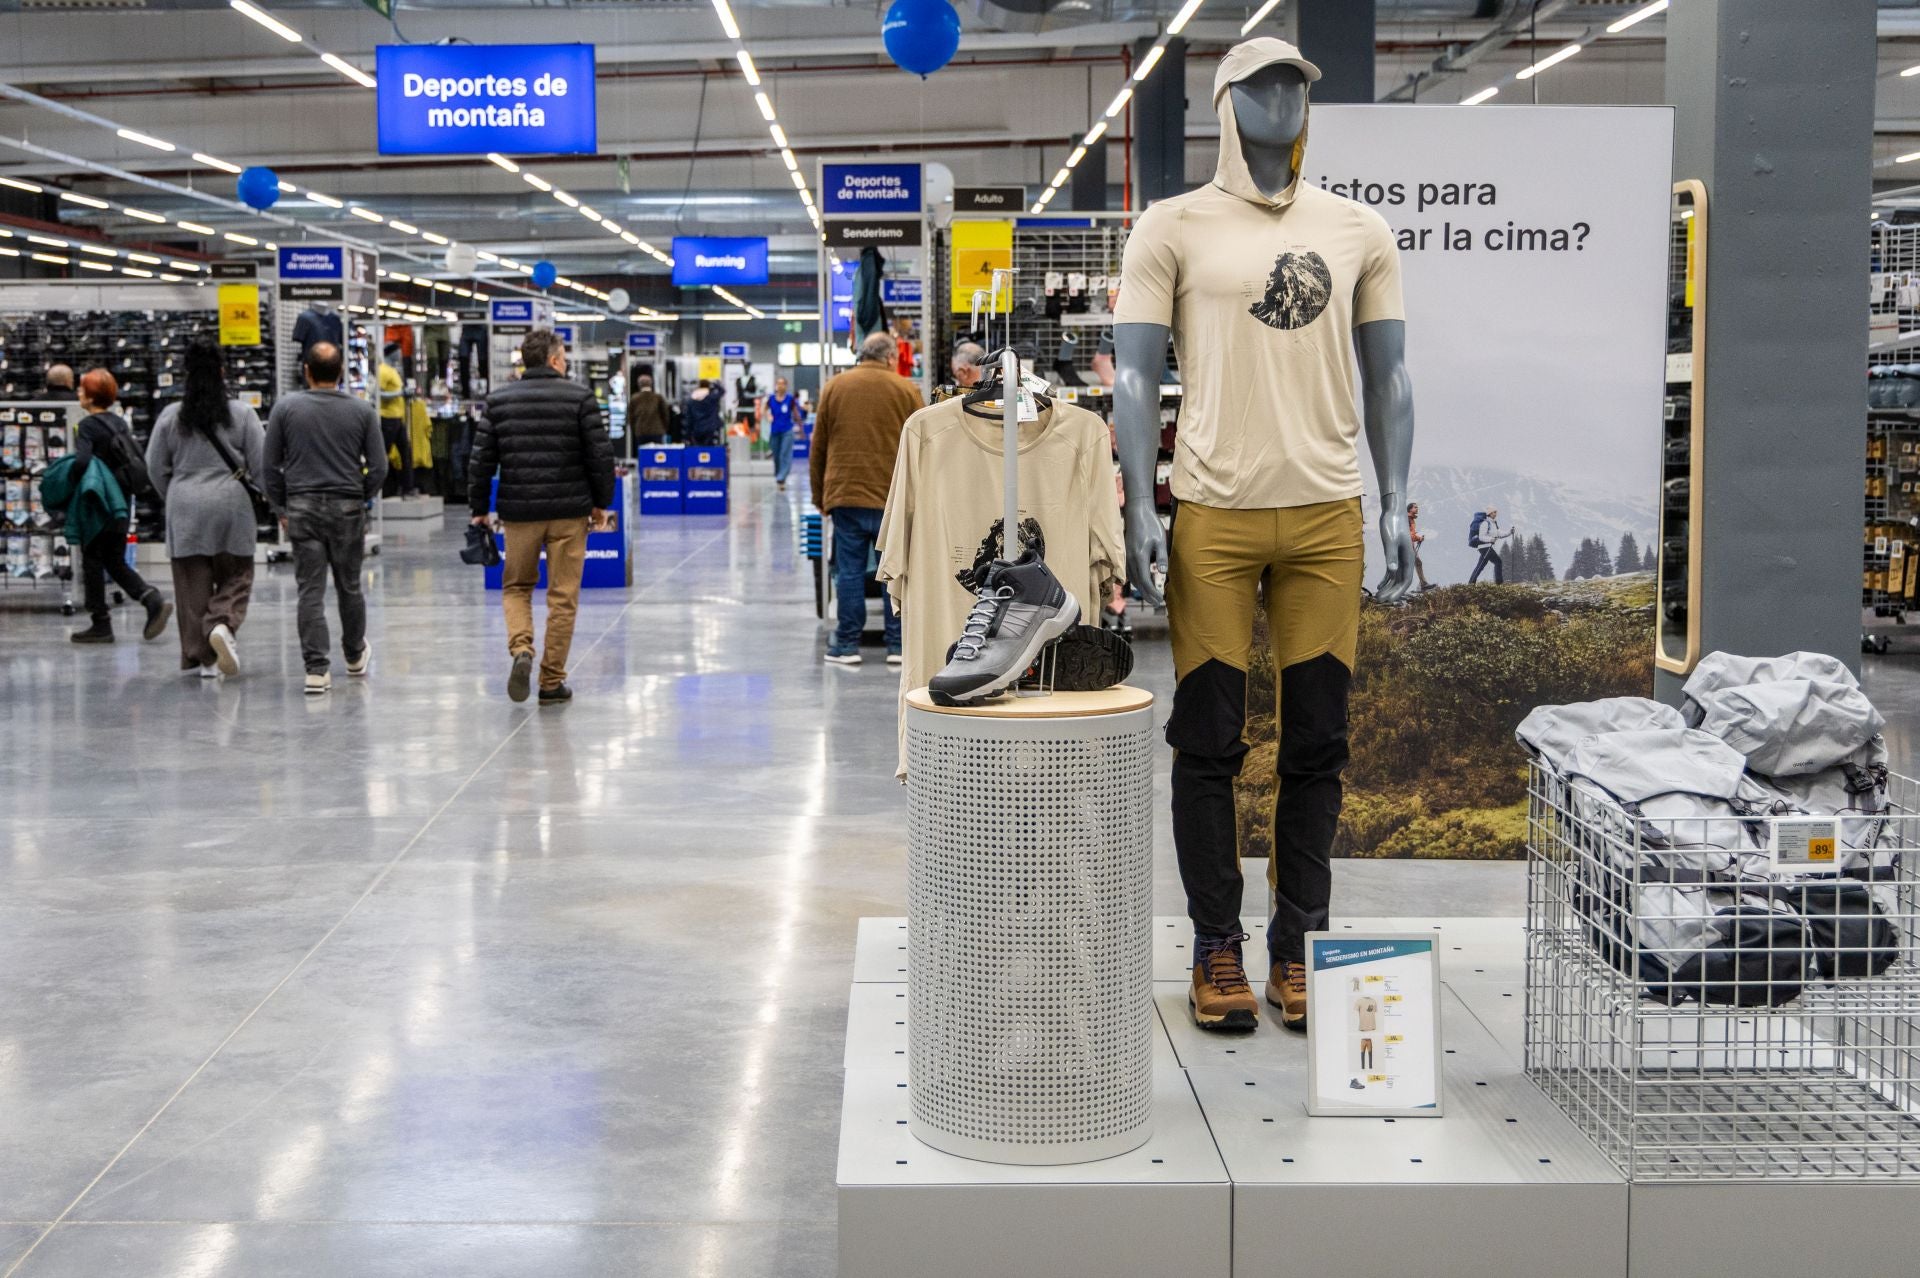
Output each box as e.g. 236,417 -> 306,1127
469,329 -> 615,705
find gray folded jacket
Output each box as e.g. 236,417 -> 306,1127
1515,696 -> 1684,774
1681,650 -> 1857,726
1562,728 -> 1751,804
1693,678 -> 1886,777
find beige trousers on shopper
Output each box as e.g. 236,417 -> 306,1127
501,518 -> 590,691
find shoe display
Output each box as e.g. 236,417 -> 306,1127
346,642 -> 371,677
1266,959 -> 1309,1032
508,651 -> 534,702
305,671 -> 332,696
1190,933 -> 1258,1032
824,648 -> 862,666
70,623 -> 113,644
208,623 -> 239,676
141,590 -> 172,642
1349,1078 -> 1365,1090
1044,624 -> 1133,691
929,552 -> 1080,705
538,684 -> 573,705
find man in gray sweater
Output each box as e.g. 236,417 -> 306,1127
264,341 -> 388,694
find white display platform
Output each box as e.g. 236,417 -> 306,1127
843,914 -> 1920,1275
379,494 -> 444,520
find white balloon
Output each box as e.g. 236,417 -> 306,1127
607,288 -> 631,313
444,242 -> 478,275
923,161 -> 955,211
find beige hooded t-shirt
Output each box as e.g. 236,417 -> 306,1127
1115,38 -> 1404,511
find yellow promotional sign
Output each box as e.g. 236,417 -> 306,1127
1683,212 -> 1697,309
217,283 -> 261,346
949,219 -> 1013,313
698,355 -> 723,381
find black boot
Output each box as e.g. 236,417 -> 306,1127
71,621 -> 114,644
140,589 -> 173,642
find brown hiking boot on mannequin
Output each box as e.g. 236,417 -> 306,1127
1190,933 -> 1258,1032
1267,959 -> 1308,1032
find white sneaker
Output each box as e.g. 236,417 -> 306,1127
824,650 -> 862,666
209,623 -> 239,676
886,651 -> 903,666
199,664 -> 220,679
305,671 -> 332,696
346,641 -> 371,677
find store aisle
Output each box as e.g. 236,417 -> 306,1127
0,476 -> 1520,1277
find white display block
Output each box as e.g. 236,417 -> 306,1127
379,494 -> 444,520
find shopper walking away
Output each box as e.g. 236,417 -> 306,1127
1467,506 -> 1512,584
43,364 -> 76,401
629,373 -> 671,444
1407,500 -> 1430,590
810,330 -> 923,665
264,341 -> 387,695
57,368 -> 171,643
145,341 -> 265,677
377,343 -> 415,496
682,380 -> 723,447
759,375 -> 805,490
950,341 -> 986,390
469,329 -> 615,705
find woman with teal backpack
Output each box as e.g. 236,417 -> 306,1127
40,367 -> 171,644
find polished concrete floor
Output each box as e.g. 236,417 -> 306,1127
5,471 -> 1908,1275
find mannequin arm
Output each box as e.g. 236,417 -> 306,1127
1113,322 -> 1172,606
1356,318 -> 1417,603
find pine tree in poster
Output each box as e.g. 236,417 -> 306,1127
1617,532 -> 1641,576
1593,540 -> 1615,577
1529,533 -> 1556,584
1643,544 -> 1657,573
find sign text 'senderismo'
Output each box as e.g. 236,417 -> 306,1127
376,44 -> 597,156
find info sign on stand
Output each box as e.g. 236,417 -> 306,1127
1304,933 -> 1443,1118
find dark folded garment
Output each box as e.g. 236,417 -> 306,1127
460,523 -> 500,567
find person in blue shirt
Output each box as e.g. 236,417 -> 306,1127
758,375 -> 806,490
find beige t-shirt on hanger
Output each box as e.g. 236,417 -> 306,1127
877,396 -> 1125,776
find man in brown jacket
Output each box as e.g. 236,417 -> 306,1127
812,330 -> 924,665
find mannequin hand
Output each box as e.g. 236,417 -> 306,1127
1124,498 -> 1168,608
1374,504 -> 1418,604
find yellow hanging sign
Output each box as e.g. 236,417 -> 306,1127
949,219 -> 1014,313
217,283 -> 261,346
698,355 -> 723,381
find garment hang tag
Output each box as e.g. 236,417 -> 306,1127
1770,817 -> 1838,871
1016,386 -> 1040,422
1021,371 -> 1052,396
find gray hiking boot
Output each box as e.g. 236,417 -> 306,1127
928,552 -> 1080,705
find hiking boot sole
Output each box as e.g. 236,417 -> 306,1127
1265,992 -> 1308,1032
1191,992 -> 1258,1033
930,593 -> 1081,705
1046,623 -> 1133,690
508,652 -> 533,702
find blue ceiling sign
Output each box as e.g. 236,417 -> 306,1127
375,44 -> 598,156
671,237 -> 769,287
821,163 -> 922,216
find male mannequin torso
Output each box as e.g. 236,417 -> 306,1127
1111,38 -> 1417,1035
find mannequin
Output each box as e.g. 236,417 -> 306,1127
291,298 -> 343,363
1112,38 -> 1416,1035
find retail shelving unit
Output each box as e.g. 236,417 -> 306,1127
1865,221 -> 1920,648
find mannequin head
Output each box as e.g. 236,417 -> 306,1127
1228,64 -> 1307,151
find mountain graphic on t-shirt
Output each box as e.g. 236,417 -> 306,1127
1248,250 -> 1332,331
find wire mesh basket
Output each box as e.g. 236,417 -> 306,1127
1524,762 -> 1920,1180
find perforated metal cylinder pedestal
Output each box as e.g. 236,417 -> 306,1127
904,687 -> 1156,1166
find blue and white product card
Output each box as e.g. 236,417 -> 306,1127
1305,934 -> 1442,1117
821,163 -> 921,215
880,277 -> 923,305
376,44 -> 597,155
626,332 -> 658,352
720,342 -> 750,360
670,237 -> 769,288
489,299 -> 535,325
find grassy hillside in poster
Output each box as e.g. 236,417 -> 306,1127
1236,573 -> 1655,861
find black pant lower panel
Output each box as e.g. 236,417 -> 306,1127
1169,651 -> 1352,963
80,517 -> 152,624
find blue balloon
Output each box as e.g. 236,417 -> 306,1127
531,261 -> 558,290
883,0 -> 960,78
236,166 -> 280,211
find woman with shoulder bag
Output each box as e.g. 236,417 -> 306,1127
67,368 -> 172,644
144,341 -> 266,678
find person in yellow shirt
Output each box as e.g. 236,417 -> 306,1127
377,343 -> 415,496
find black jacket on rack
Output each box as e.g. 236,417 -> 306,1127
469,367 -> 614,523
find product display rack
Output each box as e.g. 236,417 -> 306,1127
1865,221 -> 1920,648
0,399 -> 81,598
0,300 -> 279,553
